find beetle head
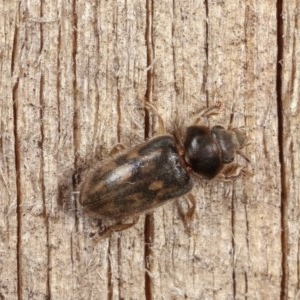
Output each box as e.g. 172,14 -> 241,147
184,125 -> 248,179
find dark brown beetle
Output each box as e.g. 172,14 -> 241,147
79,102 -> 249,224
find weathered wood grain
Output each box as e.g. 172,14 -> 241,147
0,0 -> 299,299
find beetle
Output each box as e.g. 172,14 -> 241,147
79,102 -> 249,226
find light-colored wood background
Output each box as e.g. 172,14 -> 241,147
0,1 -> 299,299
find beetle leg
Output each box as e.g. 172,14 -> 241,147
217,164 -> 253,181
96,217 -> 140,240
144,101 -> 166,135
176,193 -> 196,234
171,123 -> 185,152
193,101 -> 223,125
108,143 -> 126,156
236,149 -> 251,163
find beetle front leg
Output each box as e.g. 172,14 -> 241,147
193,101 -> 223,125
217,164 -> 252,181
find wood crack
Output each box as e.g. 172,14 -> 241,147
276,0 -> 288,299
144,0 -> 154,299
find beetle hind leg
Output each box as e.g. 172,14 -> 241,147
95,217 -> 140,240
108,143 -> 126,156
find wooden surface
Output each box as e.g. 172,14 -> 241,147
0,0 -> 299,299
